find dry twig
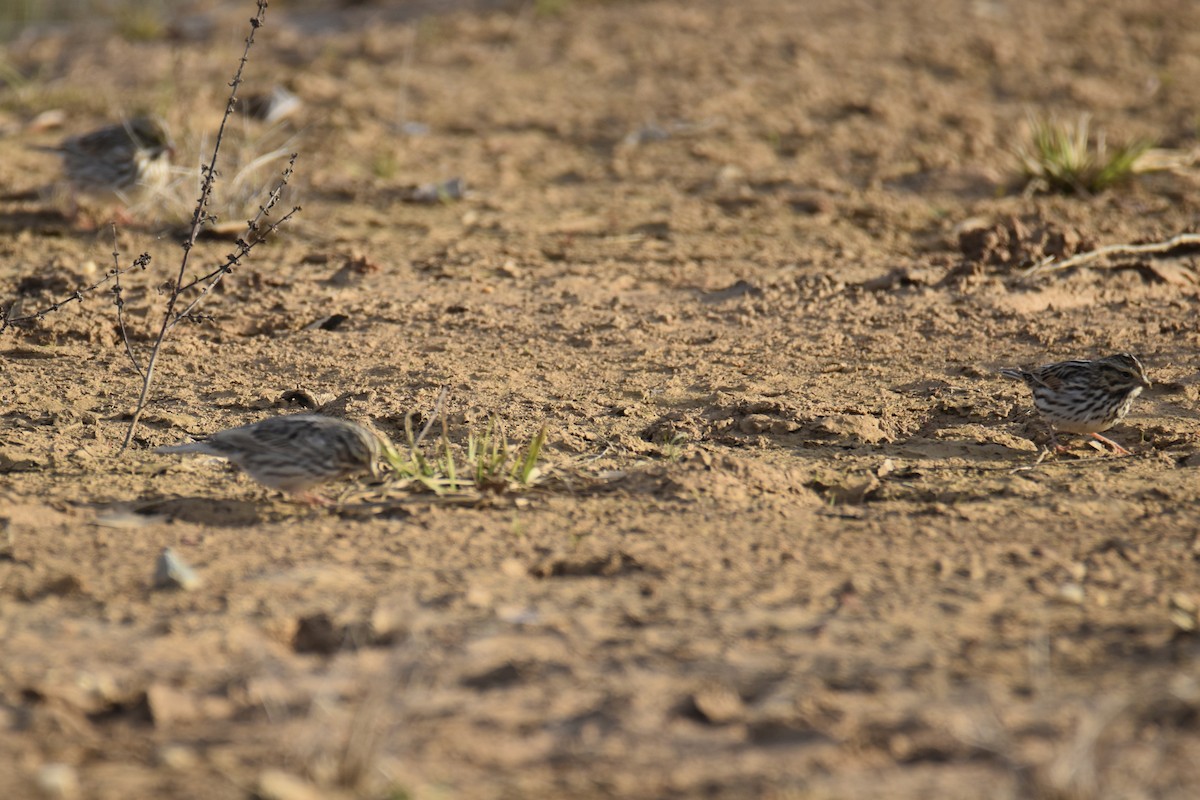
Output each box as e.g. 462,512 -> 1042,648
1022,232 -> 1200,278
120,0 -> 299,450
109,224 -> 144,377
1,247 -> 152,334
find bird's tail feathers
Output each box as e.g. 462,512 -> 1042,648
155,442 -> 212,455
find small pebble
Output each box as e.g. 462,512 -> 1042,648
153,548 -> 202,591
409,177 -> 466,203
1054,582 -> 1085,605
257,769 -> 323,800
35,763 -> 79,799
158,743 -> 199,770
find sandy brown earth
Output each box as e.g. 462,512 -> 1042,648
3,0 -> 1200,798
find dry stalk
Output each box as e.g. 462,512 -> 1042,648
120,0 -> 299,450
1023,231 -> 1200,277
1,247 -> 151,333
109,224 -> 144,377
0,0 -> 301,453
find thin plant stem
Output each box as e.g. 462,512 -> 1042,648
0,248 -> 152,333
109,224 -> 144,378
121,0 -> 270,452
1023,232 -> 1200,277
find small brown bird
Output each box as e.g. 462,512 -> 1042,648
37,116 -> 174,219
1000,353 -> 1151,454
155,414 -> 384,504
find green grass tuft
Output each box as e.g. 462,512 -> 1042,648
378,414 -> 547,497
1015,113 -> 1154,195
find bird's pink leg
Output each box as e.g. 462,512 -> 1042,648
1090,433 -> 1132,456
293,491 -> 332,507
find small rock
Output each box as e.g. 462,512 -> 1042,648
769,419 -> 800,435
815,413 -> 891,444
257,769 -> 323,800
35,763 -> 79,799
623,124 -> 670,146
153,548 -> 202,591
500,558 -> 526,578
0,448 -> 40,473
826,475 -> 880,506
1053,582 -> 1085,605
465,585 -> 493,608
27,109 -> 66,133
1169,593 -> 1198,631
157,743 -> 199,770
738,414 -> 775,434
399,121 -> 430,136
147,684 -> 201,727
690,684 -> 745,725
1170,592 -> 1198,615
1169,609 -> 1196,632
407,177 -> 466,204
496,604 -> 540,625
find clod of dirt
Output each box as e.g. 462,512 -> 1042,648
32,572 -> 87,599
0,448 -> 39,473
699,279 -> 762,304
810,473 -> 882,506
279,389 -> 332,410
0,520 -> 13,562
369,600 -> 412,645
324,251 -> 382,286
291,612 -> 344,655
956,215 -> 1088,272
738,413 -> 798,435
156,744 -> 199,771
146,684 -> 202,728
460,661 -> 523,690
530,548 -> 648,579
814,414 -> 892,444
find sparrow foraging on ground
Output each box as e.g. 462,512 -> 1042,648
999,353 -> 1151,455
155,414 -> 386,504
36,116 -> 174,220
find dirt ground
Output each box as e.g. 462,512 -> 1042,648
3,0 -> 1200,797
